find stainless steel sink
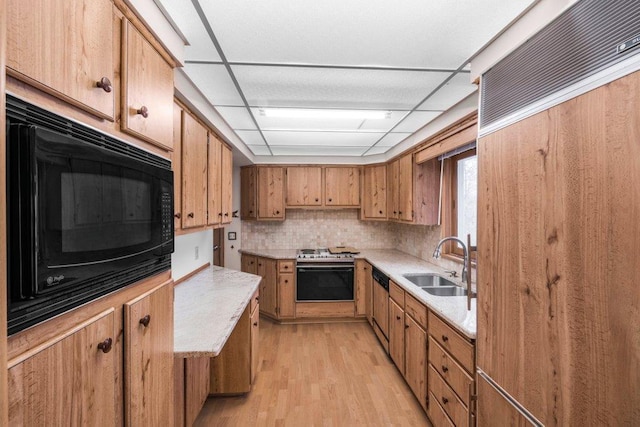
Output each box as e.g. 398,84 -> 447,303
403,273 -> 458,287
421,286 -> 468,297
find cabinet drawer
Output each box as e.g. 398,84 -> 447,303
389,280 -> 405,306
428,312 -> 474,373
278,260 -> 294,273
429,337 -> 473,406
428,392 -> 455,427
405,293 -> 427,329
250,289 -> 260,314
428,365 -> 468,427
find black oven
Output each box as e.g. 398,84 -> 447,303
296,263 -> 355,301
6,95 -> 174,334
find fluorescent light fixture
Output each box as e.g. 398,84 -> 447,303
260,108 -> 391,120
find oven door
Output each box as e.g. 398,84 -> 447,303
296,264 -> 355,301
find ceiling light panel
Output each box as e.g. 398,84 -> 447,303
250,108 -> 406,132
375,133 -> 412,147
194,0 -> 536,68
233,66 -> 450,110
155,0 -> 221,61
417,72 -> 478,111
215,106 -> 257,130
270,146 -> 369,156
262,131 -> 384,146
185,63 -> 244,106
393,111 -> 443,133
235,130 -> 266,146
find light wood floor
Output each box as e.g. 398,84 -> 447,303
195,318 -> 431,426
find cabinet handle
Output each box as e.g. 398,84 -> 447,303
442,334 -> 449,342
393,211 -> 397,214
258,263 -> 262,267
255,297 -> 259,303
442,397 -> 449,405
224,213 -> 229,217
96,76 -> 112,93
188,212 -> 194,218
328,198 -> 333,202
97,338 -> 113,354
284,280 -> 289,283
218,212 -> 223,217
253,322 -> 258,327
174,213 -> 181,219
442,365 -> 449,373
396,315 -> 401,320
136,105 -> 149,118
379,210 -> 383,214
249,210 -> 253,214
139,315 -> 151,327
284,265 -> 289,269
275,211 -> 280,215
315,198 -> 319,202
399,211 -> 403,215
405,324 -> 409,329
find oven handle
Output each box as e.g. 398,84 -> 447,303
297,265 -> 355,271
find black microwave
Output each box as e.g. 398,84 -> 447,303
6,95 -> 174,335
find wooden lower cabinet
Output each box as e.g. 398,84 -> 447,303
257,258 -> 278,318
7,309 -> 117,426
185,358 -> 210,426
250,300 -> 260,383
241,254 -> 258,275
278,272 -> 296,318
124,281 -> 175,426
405,314 -> 427,412
355,260 -> 372,319
389,299 -> 405,374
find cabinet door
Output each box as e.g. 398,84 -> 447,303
325,167 -> 360,206
8,309 -> 116,426
414,157 -> 440,225
124,281 -> 174,427
278,272 -> 296,318
257,167 -> 285,220
207,134 -> 222,226
220,143 -> 233,224
355,260 -> 371,318
362,165 -> 387,219
210,305 -> 251,394
7,0 -> 115,120
173,103 -> 184,230
387,160 -> 399,219
241,167 -> 257,220
121,20 -> 174,150
241,254 -> 258,275
185,357 -> 210,427
389,299 -> 405,374
286,166 -> 322,206
405,315 -> 427,411
398,153 -> 414,221
181,112 -> 208,228
258,258 -> 278,317
250,304 -> 260,384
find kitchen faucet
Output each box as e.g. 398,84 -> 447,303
433,235 -> 476,310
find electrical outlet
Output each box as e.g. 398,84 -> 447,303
195,246 -> 199,260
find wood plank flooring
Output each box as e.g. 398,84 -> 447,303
195,319 -> 431,426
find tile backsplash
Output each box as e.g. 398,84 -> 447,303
241,210 -> 471,275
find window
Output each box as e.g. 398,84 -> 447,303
442,148 -> 477,259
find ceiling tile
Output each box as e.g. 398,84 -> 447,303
196,0 -> 536,68
262,131 -> 384,146
184,63 -> 244,106
418,72 -> 478,111
235,130 -> 266,145
270,146 -> 368,156
376,133 -> 412,147
365,146 -> 392,156
215,106 -> 257,130
247,145 -> 272,155
233,66 -> 450,110
393,111 -> 442,133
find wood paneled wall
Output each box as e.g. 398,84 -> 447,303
1,0 -> 9,422
477,70 -> 640,425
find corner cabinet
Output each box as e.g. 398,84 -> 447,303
7,0 -> 116,120
124,281 -> 175,426
7,309 -> 117,426
361,164 -> 387,220
121,20 -> 174,150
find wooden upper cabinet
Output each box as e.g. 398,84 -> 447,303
172,103 -> 183,231
397,153 -> 414,221
325,167 -> 360,206
220,143 -> 233,224
286,166 -> 323,207
414,157 -> 441,226
207,134 -> 222,226
361,164 -> 387,219
8,309 -> 116,426
7,0 -> 115,120
121,20 -> 174,150
181,112 -> 208,228
387,160 -> 400,220
257,167 -> 285,220
241,167 -> 257,220
124,281 -> 174,426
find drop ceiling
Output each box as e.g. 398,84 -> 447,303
156,0 -> 536,159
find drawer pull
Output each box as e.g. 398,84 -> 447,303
253,322 -> 258,327
188,212 -> 194,218
442,334 -> 449,342
136,105 -> 149,118
284,279 -> 289,284
139,315 -> 151,327
97,338 -> 113,354
442,397 -> 449,405
442,365 -> 449,373
96,76 -> 112,93
174,213 -> 181,219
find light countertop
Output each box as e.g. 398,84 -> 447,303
240,248 -> 476,338
174,266 -> 261,357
